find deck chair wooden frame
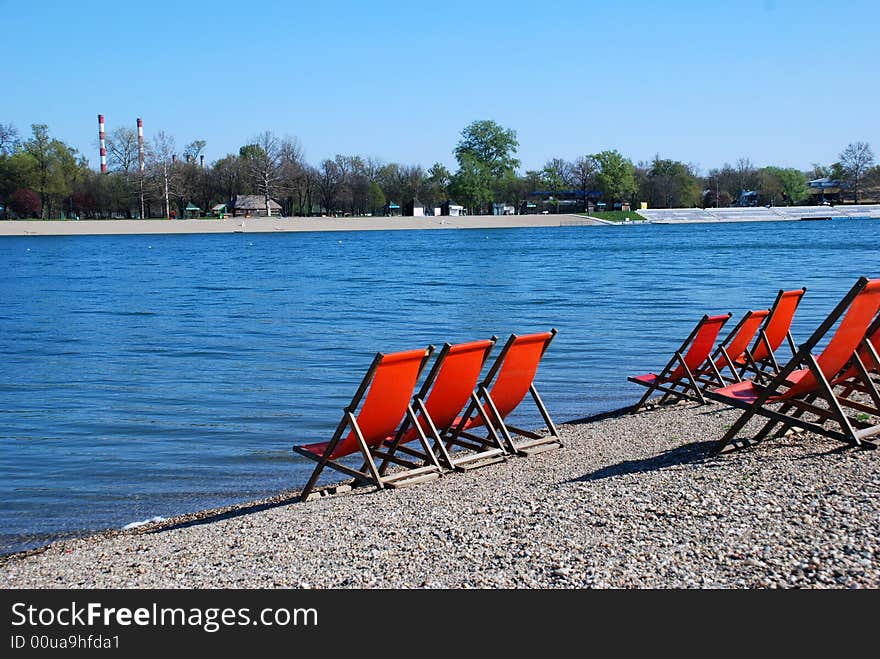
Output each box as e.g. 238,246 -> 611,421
379,338 -> 508,472
447,329 -> 561,457
831,315 -> 880,412
738,287 -> 806,383
693,308 -> 771,388
293,347 -> 444,501
628,313 -> 732,411
708,277 -> 880,454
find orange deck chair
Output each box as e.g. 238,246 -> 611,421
447,330 -> 561,457
708,277 -> 880,454
379,338 -> 508,472
693,308 -> 771,388
293,347 -> 443,501
738,287 -> 806,382
628,313 -> 732,411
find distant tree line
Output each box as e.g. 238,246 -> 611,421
0,118 -> 877,219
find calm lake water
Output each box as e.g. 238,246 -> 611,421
1,219 -> 879,554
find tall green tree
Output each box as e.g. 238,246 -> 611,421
21,124 -> 83,218
452,120 -> 519,212
593,149 -> 637,204
454,120 -> 519,180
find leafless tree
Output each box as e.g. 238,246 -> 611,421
317,159 -> 343,214
571,156 -> 597,211
150,130 -> 177,219
106,127 -> 139,176
0,122 -> 19,155
734,157 -> 758,194
839,141 -> 875,203
276,137 -> 305,216
106,126 -> 148,217
241,131 -> 282,216
212,154 -> 243,202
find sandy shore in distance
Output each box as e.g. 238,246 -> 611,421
0,214 -> 608,236
1,400 -> 877,588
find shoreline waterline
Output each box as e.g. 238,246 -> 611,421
1,401 -> 877,588
0,214 -> 607,236
0,406 -> 634,561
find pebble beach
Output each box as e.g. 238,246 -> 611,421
2,400 -> 877,589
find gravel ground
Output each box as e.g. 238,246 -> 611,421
1,401 -> 878,589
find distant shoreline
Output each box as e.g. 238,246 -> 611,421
2,207 -> 878,237
0,214 -> 607,237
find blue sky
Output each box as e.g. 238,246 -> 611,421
4,0 -> 878,173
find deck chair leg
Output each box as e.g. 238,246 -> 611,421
414,398 -> 455,469
852,349 -> 880,412
808,355 -> 862,447
714,406 -> 760,454
470,392 -> 506,451
716,346 -> 741,384
634,379 -> 661,411
677,353 -> 706,404
529,384 -> 559,438
480,385 -> 516,453
347,412 -> 386,488
633,348 -> 686,411
298,418 -> 349,501
407,404 -> 442,470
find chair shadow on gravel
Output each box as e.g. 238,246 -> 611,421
144,495 -> 301,536
568,440 -> 715,483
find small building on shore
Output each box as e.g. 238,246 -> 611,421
184,202 -> 201,219
382,202 -> 402,217
808,177 -> 846,204
441,200 -> 465,216
403,197 -> 425,217
228,195 -> 282,217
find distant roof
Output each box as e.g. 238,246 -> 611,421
809,177 -> 845,189
530,190 -> 601,198
230,195 -> 281,210
212,203 -> 227,211
185,202 -> 200,210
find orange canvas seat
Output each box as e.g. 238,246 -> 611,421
708,277 -> 880,454
379,338 -> 507,472
448,330 -> 562,457
691,309 -> 771,388
293,347 -> 443,501
628,313 -> 732,411
738,288 -> 806,381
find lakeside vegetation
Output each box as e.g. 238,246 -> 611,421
0,119 -> 877,221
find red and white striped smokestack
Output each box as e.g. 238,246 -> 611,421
137,118 -> 144,173
98,114 -> 107,173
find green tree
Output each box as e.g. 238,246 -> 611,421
449,153 -> 493,213
454,120 -> 519,179
644,157 -> 701,208
0,151 -> 37,219
452,120 -> 519,212
21,124 -> 83,218
593,149 -> 637,204
367,181 -> 385,214
760,167 -> 808,205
